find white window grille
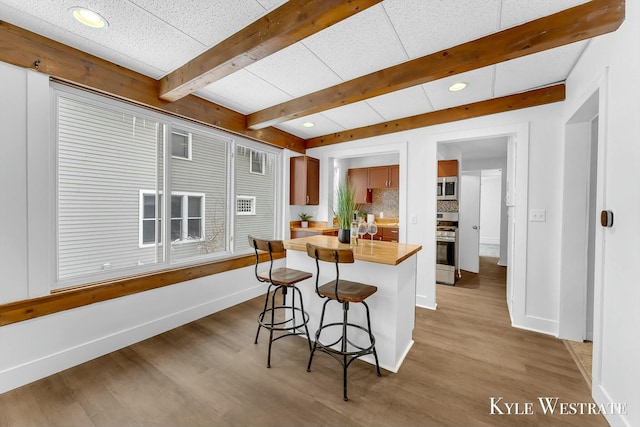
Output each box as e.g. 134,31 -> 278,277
236,196 -> 256,215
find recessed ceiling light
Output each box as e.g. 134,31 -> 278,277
302,122 -> 315,128
70,7 -> 108,29
448,82 -> 467,92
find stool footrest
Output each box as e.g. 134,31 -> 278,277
257,306 -> 310,332
314,322 -> 376,358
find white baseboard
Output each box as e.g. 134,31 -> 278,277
592,382 -> 633,427
0,284 -> 264,394
416,294 -> 437,310
511,315 -> 558,337
480,237 -> 500,245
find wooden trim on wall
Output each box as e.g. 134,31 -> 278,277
0,21 -> 306,153
0,252 -> 284,327
306,84 -> 566,148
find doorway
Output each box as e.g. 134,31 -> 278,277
558,89 -> 599,343
434,126 -> 529,326
459,168 -> 504,274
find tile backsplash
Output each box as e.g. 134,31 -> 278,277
359,188 -> 399,218
437,200 -> 459,212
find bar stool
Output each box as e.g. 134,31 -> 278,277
305,243 -> 381,401
249,236 -> 313,368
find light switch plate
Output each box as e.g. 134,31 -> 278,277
410,215 -> 417,224
530,209 -> 546,222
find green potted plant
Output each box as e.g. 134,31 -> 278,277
334,182 -> 357,243
298,212 -> 312,228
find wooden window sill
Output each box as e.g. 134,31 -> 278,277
0,251 -> 284,327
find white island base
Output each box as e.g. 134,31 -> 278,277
284,236 -> 421,373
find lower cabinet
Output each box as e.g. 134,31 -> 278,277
382,227 -> 399,242
369,227 -> 399,242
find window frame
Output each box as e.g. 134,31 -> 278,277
171,129 -> 192,161
139,190 -> 163,248
170,191 -> 205,244
249,149 -> 265,175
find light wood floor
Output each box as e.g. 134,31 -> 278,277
0,257 -> 606,426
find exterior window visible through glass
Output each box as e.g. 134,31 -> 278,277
171,130 -> 191,160
171,195 -> 182,241
142,194 -> 162,245
250,150 -> 265,175
188,196 -> 203,239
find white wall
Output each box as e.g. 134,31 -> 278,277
563,1 -> 640,425
308,103 -> 564,328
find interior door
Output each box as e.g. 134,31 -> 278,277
459,171 -> 481,273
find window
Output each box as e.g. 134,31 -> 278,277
250,149 -> 265,175
54,85 -> 279,288
235,146 -> 277,252
236,196 -> 256,215
170,193 -> 204,242
140,192 -> 162,246
171,130 -> 191,160
57,93 -> 164,284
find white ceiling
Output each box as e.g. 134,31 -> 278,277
439,136 -> 508,162
0,0 -> 590,139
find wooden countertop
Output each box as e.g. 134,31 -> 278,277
284,235 -> 421,266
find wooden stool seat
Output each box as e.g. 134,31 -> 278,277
257,267 -> 312,286
249,236 -> 313,368
317,280 -> 377,303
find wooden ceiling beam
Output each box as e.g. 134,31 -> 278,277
0,21 -> 306,153
158,0 -> 382,102
249,0 -> 624,130
305,84 -> 566,148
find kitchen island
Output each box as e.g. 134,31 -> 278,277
283,235 -> 422,372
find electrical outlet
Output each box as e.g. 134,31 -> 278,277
529,209 -> 546,222
410,215 -> 417,224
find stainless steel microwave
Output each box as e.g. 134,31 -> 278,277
437,176 -> 457,200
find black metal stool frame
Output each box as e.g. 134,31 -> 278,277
306,243 -> 381,401
250,236 -> 312,368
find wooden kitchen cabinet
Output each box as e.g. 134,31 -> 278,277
290,156 -> 319,205
348,167 -> 372,204
382,227 -> 399,242
438,160 -> 458,177
368,165 -> 399,189
389,165 -> 399,188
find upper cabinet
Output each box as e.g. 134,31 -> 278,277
347,164 -> 399,204
368,165 -> 399,189
348,168 -> 372,204
290,156 -> 319,205
437,160 -> 458,177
